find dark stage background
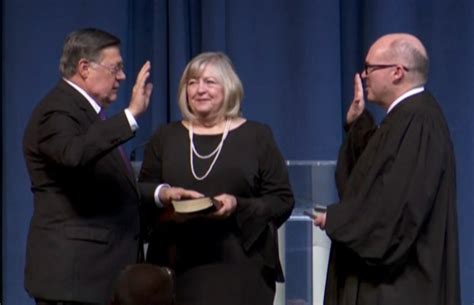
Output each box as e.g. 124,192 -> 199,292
3,0 -> 473,304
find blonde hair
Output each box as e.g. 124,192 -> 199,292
177,52 -> 244,120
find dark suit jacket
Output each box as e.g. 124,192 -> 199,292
23,79 -> 144,304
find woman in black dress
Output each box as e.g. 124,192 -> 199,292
139,52 -> 294,305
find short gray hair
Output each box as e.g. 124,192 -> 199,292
59,28 -> 121,78
389,38 -> 429,85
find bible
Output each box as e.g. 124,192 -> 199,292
171,197 -> 219,214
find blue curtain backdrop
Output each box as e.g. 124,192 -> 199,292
3,0 -> 474,304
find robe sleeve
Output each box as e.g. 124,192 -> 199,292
326,110 -> 449,269
335,110 -> 377,197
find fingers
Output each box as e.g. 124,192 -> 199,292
128,61 -> 153,117
159,187 -> 203,205
210,194 -> 236,219
131,62 -> 150,91
312,212 -> 327,230
140,62 -> 151,85
347,73 -> 365,124
133,62 -> 151,95
158,189 -> 236,219
137,61 -> 151,83
171,188 -> 203,201
354,73 -> 364,106
145,83 -> 153,99
353,73 -> 360,99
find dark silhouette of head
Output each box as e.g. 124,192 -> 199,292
110,264 -> 175,305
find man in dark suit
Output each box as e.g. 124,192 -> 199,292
23,28 -> 158,305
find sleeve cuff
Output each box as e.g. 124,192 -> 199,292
154,183 -> 171,208
124,108 -> 139,132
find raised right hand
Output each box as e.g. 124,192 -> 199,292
127,61 -> 153,118
346,73 -> 365,125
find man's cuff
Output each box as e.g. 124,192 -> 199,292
154,183 -> 171,208
124,108 -> 139,132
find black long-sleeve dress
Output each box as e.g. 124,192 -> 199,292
324,91 -> 460,305
138,120 -> 294,305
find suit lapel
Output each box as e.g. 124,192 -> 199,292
58,79 -> 139,194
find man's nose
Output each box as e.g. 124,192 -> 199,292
117,70 -> 126,80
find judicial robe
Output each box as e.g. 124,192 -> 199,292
324,91 -> 460,305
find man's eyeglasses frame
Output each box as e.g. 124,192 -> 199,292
364,63 -> 409,75
90,61 -> 125,76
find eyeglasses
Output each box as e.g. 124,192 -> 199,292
364,63 -> 409,75
91,61 -> 125,76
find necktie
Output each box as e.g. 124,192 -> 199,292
98,110 -> 132,175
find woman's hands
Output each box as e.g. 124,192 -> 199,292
158,187 -> 238,221
158,186 -> 204,206
209,193 -> 237,219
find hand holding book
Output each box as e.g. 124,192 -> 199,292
171,193 -> 236,220
208,193 -> 237,219
156,184 -> 237,222
171,197 -> 219,214
159,185 -> 204,206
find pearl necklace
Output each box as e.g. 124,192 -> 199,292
189,119 -> 231,181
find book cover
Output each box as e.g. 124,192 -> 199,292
171,197 -> 218,214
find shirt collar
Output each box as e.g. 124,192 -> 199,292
387,86 -> 425,113
63,78 -> 102,114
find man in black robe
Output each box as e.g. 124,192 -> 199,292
312,33 -> 460,305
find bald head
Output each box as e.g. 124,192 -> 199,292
370,33 -> 429,86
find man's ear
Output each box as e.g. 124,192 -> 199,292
393,65 -> 405,82
77,58 -> 91,78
